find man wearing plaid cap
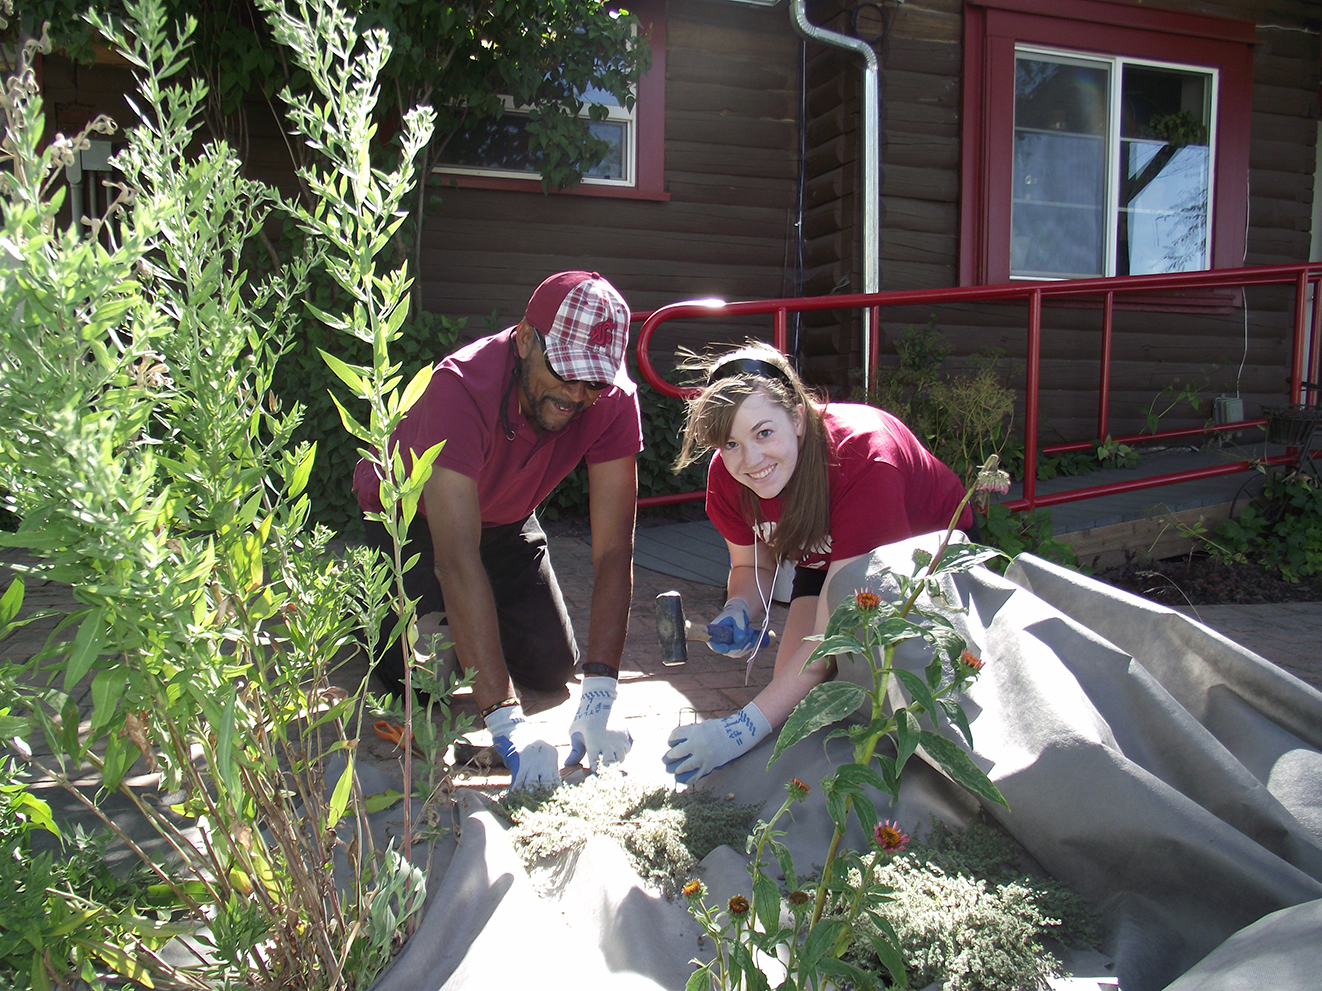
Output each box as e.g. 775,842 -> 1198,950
353,272 -> 641,791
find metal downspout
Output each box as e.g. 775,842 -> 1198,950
790,0 -> 879,389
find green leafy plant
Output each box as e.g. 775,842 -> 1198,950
861,322 -> 1018,491
683,458 -> 1014,990
0,1 -> 471,986
1194,466 -> 1322,582
978,503 -> 1080,574
1093,434 -> 1140,469
1138,377 -> 1208,435
0,760 -> 190,991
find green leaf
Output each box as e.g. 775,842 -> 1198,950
59,696 -> 82,757
893,667 -> 937,715
800,918 -> 846,970
769,681 -> 866,766
398,359 -> 434,414
808,631 -> 869,661
0,577 -> 23,627
684,965 -> 712,991
867,929 -> 911,988
101,731 -> 130,791
832,761 -> 890,794
215,686 -> 237,798
918,730 -> 1008,809
752,871 -> 780,934
64,606 -> 104,691
939,697 -> 975,749
287,442 -> 316,498
931,542 -> 1005,575
895,709 -> 920,775
327,755 -> 355,831
86,940 -> 156,987
826,787 -> 849,834
363,789 -> 403,814
318,348 -> 368,396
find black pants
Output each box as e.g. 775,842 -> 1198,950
363,513 -> 579,697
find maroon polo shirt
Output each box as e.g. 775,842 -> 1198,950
706,403 -> 971,570
353,328 -> 643,526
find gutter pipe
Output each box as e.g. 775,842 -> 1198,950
789,0 -> 880,389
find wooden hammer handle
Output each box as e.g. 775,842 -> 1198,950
686,620 -> 775,644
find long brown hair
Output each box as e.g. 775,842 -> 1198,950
674,342 -> 830,562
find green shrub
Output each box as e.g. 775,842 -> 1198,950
1201,468 -> 1322,581
980,503 -> 1081,573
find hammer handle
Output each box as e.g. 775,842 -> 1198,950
685,620 -> 775,645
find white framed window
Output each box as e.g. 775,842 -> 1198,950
1011,46 -> 1217,280
436,82 -> 637,188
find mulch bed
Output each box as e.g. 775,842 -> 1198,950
1092,554 -> 1322,606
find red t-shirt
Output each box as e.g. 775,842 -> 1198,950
353,328 -> 643,526
706,403 -> 971,570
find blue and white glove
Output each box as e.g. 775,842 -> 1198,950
706,598 -> 770,658
663,702 -> 773,784
485,703 -> 560,792
566,676 -> 633,770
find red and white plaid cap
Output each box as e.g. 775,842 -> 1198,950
525,271 -> 632,387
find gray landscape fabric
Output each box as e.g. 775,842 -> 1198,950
368,538 -> 1322,991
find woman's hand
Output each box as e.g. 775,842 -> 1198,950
705,598 -> 767,657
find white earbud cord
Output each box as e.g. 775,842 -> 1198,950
745,539 -> 776,685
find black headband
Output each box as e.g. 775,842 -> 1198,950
707,356 -> 793,388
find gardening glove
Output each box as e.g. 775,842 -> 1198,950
565,675 -> 633,770
663,702 -> 773,785
484,703 -> 560,792
705,598 -> 769,658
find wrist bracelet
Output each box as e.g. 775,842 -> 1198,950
480,697 -> 520,719
581,662 -> 619,679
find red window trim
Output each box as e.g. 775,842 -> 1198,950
960,0 -> 1255,287
438,1 -> 668,202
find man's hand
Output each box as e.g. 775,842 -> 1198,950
705,598 -> 767,658
565,675 -> 632,770
485,703 -> 560,791
663,702 -> 772,784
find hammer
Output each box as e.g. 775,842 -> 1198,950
655,590 -> 775,665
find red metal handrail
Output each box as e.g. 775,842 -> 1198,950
633,262 -> 1322,512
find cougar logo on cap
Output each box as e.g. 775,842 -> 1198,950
588,319 -> 616,350
524,271 -> 632,387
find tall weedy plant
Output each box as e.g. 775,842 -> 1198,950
257,0 -> 444,866
0,0 -> 450,987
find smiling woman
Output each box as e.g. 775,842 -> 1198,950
662,341 -> 973,784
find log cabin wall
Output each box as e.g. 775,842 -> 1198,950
34,1 -> 807,386
416,0 -> 806,382
799,0 -> 1319,439
31,0 -> 1321,443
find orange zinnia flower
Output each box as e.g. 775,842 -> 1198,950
960,649 -> 985,672
854,589 -> 881,611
